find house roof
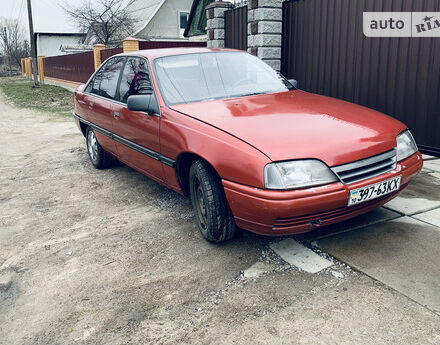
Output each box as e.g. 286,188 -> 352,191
184,0 -> 238,37
34,32 -> 86,36
184,0 -> 214,38
126,0 -> 167,36
59,44 -> 93,53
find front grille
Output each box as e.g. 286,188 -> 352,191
331,149 -> 397,185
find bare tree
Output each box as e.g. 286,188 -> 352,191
0,19 -> 30,69
61,0 -> 136,46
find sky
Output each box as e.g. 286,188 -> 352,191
0,0 -> 77,33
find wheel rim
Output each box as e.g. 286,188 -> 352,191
88,130 -> 98,162
193,177 -> 208,229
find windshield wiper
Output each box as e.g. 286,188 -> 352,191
233,91 -> 268,98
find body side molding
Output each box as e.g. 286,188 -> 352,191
73,112 -> 176,167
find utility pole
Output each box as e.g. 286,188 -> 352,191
26,0 -> 39,87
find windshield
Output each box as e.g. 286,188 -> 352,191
154,52 -> 294,105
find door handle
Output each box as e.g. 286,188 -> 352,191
89,101 -> 94,107
114,111 -> 120,118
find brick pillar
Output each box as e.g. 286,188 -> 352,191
21,59 -> 25,75
123,37 -> 139,53
37,56 -> 45,82
206,1 -> 233,48
248,0 -> 282,71
93,44 -> 106,70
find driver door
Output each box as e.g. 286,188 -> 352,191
112,57 -> 163,182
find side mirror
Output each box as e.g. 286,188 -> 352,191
288,79 -> 298,89
127,94 -> 160,116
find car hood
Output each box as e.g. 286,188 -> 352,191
170,90 -> 407,166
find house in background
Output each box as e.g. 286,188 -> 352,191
184,0 -> 239,41
184,0 -> 213,41
35,32 -> 88,57
127,0 -> 193,41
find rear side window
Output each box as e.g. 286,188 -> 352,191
99,57 -> 125,100
118,57 -> 153,103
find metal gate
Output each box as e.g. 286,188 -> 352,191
281,0 -> 440,155
225,4 -> 248,51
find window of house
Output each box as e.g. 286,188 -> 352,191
179,11 -> 190,38
118,57 -> 153,104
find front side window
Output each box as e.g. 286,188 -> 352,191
118,57 -> 153,103
154,52 -> 294,105
98,57 -> 125,100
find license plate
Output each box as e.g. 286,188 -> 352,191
348,175 -> 401,206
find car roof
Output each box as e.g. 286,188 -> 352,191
117,47 -> 243,60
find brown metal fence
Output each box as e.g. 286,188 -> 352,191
139,40 -> 206,50
101,47 -> 123,62
44,51 -> 95,84
281,0 -> 440,155
225,4 -> 248,51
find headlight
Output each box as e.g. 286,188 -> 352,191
396,130 -> 418,162
264,160 -> 338,190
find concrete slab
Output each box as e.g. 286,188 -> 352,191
422,154 -> 438,161
316,217 -> 440,313
270,239 -> 333,273
384,196 -> 440,216
413,208 -> 440,228
384,170 -> 440,215
429,172 -> 440,180
423,159 -> 440,172
298,207 -> 401,242
243,261 -> 276,279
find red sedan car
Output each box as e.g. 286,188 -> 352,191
73,48 -> 422,242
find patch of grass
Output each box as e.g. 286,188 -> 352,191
0,76 -> 74,117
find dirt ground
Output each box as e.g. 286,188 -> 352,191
1,90 -> 440,345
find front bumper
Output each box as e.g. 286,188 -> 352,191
223,152 -> 423,236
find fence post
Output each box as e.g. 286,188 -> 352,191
26,58 -> 32,78
93,44 -> 106,70
248,0 -> 283,71
206,1 -> 233,48
37,56 -> 45,83
123,37 -> 139,53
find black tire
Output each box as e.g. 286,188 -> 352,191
85,127 -> 114,169
189,160 -> 236,243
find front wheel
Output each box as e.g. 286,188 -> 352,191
86,127 -> 114,169
189,160 -> 236,243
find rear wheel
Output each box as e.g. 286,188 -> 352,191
189,160 -> 236,243
86,127 -> 114,169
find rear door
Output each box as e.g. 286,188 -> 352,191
112,57 -> 163,182
83,57 -> 125,156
